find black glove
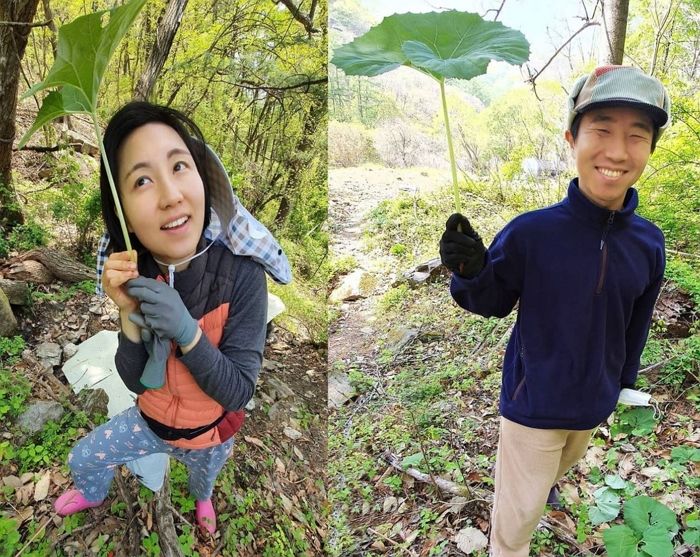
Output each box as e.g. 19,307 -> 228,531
439,213 -> 486,278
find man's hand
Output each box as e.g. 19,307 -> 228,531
126,277 -> 199,347
439,213 -> 486,278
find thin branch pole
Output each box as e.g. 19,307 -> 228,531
439,79 -> 460,213
93,116 -> 134,258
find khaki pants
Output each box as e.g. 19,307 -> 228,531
490,417 -> 595,557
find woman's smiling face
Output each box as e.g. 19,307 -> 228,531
118,122 -> 205,266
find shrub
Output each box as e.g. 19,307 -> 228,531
329,121 -> 374,167
6,220 -> 49,253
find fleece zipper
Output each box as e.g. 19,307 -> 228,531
596,211 -> 616,294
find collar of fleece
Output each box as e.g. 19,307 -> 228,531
565,177 -> 638,228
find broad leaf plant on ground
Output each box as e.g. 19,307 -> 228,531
18,0 -> 148,257
331,10 -> 530,212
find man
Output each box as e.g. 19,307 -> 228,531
439,65 -> 670,556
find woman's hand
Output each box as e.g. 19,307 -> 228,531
102,250 -> 140,312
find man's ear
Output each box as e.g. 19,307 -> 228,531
564,130 -> 575,150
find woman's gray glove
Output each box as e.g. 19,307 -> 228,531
129,311 -> 170,389
126,276 -> 199,346
126,277 -> 199,390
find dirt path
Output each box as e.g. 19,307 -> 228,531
328,166 -> 448,367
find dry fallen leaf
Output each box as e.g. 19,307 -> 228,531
454,526 -> 488,554
34,471 -> 51,502
2,475 -> 23,490
244,436 -> 268,450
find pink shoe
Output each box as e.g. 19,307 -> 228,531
54,489 -> 104,516
195,498 -> 216,534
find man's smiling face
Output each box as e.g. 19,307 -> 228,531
565,106 -> 655,211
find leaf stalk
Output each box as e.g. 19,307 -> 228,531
439,79 -> 461,213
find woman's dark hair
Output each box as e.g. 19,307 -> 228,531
100,101 -> 211,254
570,111 -> 659,152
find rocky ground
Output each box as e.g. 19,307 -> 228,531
0,273 -> 327,556
327,166 -> 700,556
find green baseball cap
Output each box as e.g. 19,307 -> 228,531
567,65 -> 671,137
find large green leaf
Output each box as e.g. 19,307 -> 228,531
590,486 -> 622,526
19,0 -> 146,146
18,88 -> 88,149
624,496 -> 678,536
640,525 -> 674,557
604,525 -> 641,557
23,0 -> 146,106
331,11 -> 530,81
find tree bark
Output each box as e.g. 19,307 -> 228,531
601,0 -> 629,65
21,247 -> 94,282
0,0 -> 40,232
134,0 -> 189,101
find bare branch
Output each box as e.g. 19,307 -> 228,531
237,76 -> 327,93
483,0 -> 507,21
526,20 -> 600,89
274,0 -> 319,34
0,19 -> 52,27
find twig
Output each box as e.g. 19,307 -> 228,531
366,526 -> 417,555
538,516 -> 596,556
667,248 -> 700,260
639,355 -> 679,376
383,451 -> 473,498
482,0 -> 507,21
14,517 -> 51,557
526,21 -> 600,90
0,19 -> 53,27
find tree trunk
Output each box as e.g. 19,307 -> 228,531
134,0 -> 189,101
601,0 -> 629,65
21,247 -> 94,282
0,0 -> 40,232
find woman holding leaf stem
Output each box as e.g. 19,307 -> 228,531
53,102 -> 275,535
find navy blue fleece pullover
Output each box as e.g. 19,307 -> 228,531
450,179 -> 665,430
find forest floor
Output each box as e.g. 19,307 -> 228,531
327,165 -> 700,556
0,261 -> 327,556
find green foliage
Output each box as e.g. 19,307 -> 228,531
19,0 -> 149,256
590,487 -> 623,526
13,410 -> 90,473
611,407 -> 657,437
31,280 -> 96,304
664,258 -> 700,305
0,367 -> 31,426
347,368 -> 375,394
660,334 -> 700,387
329,255 -> 358,285
401,452 -> 424,469
169,461 -> 195,514
670,446 -> 700,465
59,513 -> 84,535
3,220 -> 49,254
378,284 -> 410,312
604,496 -> 679,557
20,0 -> 148,143
142,532 -> 161,556
0,335 -> 26,366
177,525 -> 199,557
0,517 -> 21,557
